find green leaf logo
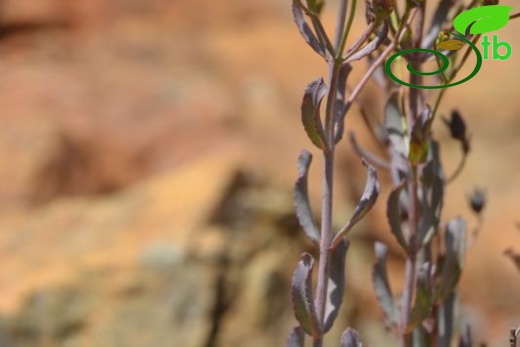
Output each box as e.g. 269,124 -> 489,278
453,5 -> 513,35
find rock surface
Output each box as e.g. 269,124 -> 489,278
0,0 -> 518,346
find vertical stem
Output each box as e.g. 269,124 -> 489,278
313,3 -> 347,346
400,169 -> 418,347
314,149 -> 334,345
401,5 -> 425,344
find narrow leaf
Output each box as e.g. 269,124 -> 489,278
286,326 -> 305,347
349,132 -> 391,170
332,165 -> 380,248
435,218 -> 466,301
301,77 -> 328,149
372,242 -> 399,326
324,239 -> 349,332
291,253 -> 321,336
340,328 -> 363,347
294,150 -> 320,243
334,64 -> 353,144
292,0 -> 326,56
453,5 -> 513,35
438,292 -> 456,347
344,22 -> 389,63
418,141 -> 444,247
387,182 -> 408,250
410,263 -> 433,328
384,93 -> 407,156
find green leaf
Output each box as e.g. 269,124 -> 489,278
453,5 -> 513,35
291,253 -> 321,336
301,78 -> 328,149
372,242 -> 399,326
294,150 -> 320,243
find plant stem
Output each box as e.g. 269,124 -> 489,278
400,4 -> 424,345
313,3 -> 348,345
313,149 -> 335,347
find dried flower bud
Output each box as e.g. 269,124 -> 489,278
468,187 -> 486,214
443,110 -> 467,142
372,0 -> 395,21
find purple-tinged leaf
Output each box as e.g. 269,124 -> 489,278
372,242 -> 398,326
286,326 -> 305,347
323,239 -> 349,332
292,0 -> 326,57
331,165 -> 380,248
365,0 -> 376,24
387,182 -> 408,251
334,64 -> 353,144
435,218 -> 466,301
294,150 -> 320,243
343,22 -> 376,62
344,22 -> 389,63
384,93 -> 407,157
459,324 -> 472,347
301,77 -> 328,149
418,141 -> 444,247
340,328 -> 363,347
291,253 -> 321,336
367,53 -> 389,90
349,132 -> 391,171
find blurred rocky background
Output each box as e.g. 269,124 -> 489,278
0,0 -> 518,346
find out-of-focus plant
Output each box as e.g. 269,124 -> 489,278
283,1 -> 520,347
